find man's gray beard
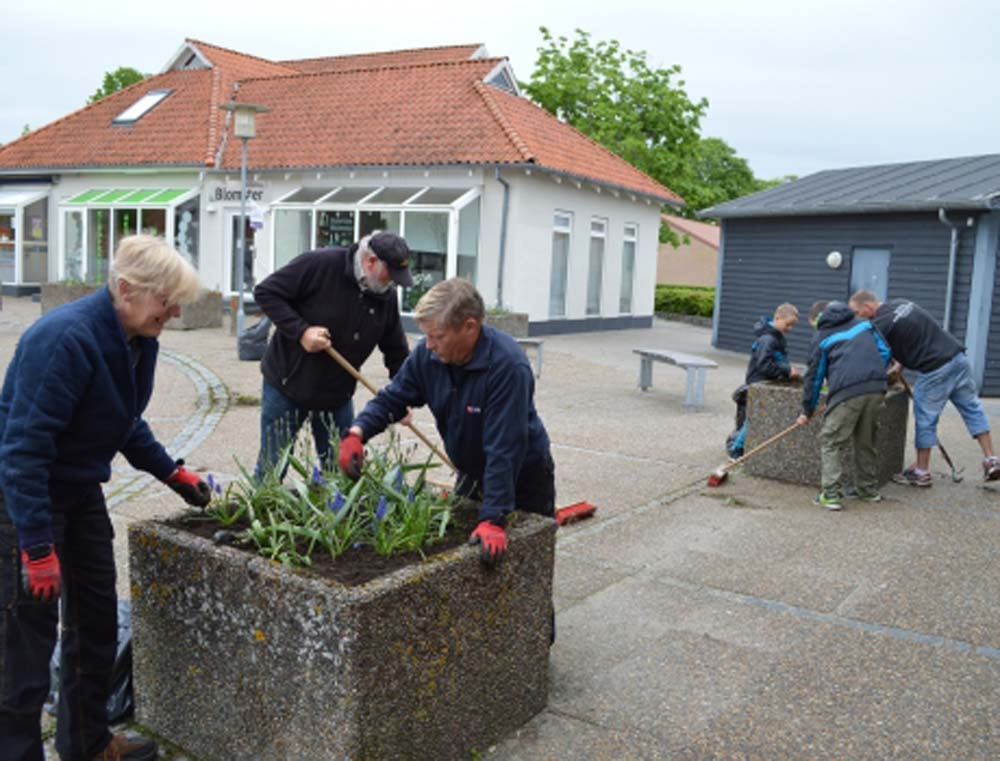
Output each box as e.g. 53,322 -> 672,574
354,250 -> 393,295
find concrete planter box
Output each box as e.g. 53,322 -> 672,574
40,282 -> 103,313
485,312 -> 529,337
128,513 -> 556,761
165,289 -> 223,330
744,382 -> 909,487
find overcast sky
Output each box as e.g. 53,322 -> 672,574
2,0 -> 997,181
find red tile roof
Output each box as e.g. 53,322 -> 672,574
281,44 -> 484,74
662,214 -> 720,247
0,40 -> 681,203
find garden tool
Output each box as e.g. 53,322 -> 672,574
707,417 -> 809,487
323,345 -> 456,472
896,375 -> 964,482
555,501 -> 597,526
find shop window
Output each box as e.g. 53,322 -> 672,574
275,209 -> 312,269
21,198 -> 48,282
402,211 -> 448,311
549,212 -> 572,317
173,197 -> 199,268
619,224 -> 637,313
63,210 -> 84,281
457,199 -> 480,285
113,208 -> 138,253
360,210 -> 400,238
367,187 -> 424,204
0,209 -> 15,282
140,208 -> 166,237
316,210 -> 355,248
87,209 -> 111,283
587,218 -> 606,316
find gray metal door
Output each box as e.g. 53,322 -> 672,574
850,247 -> 890,300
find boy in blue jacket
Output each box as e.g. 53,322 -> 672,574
726,303 -> 800,459
796,300 -> 891,510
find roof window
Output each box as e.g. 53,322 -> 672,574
113,90 -> 172,125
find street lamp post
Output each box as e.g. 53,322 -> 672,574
219,100 -> 269,342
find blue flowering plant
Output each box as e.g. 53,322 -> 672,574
198,432 -> 454,567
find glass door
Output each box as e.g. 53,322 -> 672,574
0,208 -> 14,282
227,212 -> 256,294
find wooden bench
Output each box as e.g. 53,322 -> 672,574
516,338 -> 544,379
633,348 -> 718,410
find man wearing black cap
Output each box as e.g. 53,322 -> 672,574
253,231 -> 412,477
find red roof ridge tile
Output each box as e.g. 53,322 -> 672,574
204,66 -> 226,167
473,82 -> 534,163
233,56 -> 505,86
185,38 -> 298,75
280,43 -> 484,67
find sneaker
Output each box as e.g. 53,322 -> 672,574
91,733 -> 158,761
892,468 -> 932,487
856,491 -> 883,503
983,457 -> 1000,482
812,492 -> 843,511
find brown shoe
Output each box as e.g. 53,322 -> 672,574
91,733 -> 158,761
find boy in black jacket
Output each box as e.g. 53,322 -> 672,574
726,303 -> 800,459
797,300 -> 891,510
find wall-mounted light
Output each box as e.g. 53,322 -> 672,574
826,250 -> 843,269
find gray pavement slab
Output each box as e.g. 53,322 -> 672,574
2,296 -> 998,760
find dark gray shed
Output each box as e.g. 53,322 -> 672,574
701,154 -> 1000,394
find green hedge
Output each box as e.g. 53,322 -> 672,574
654,284 -> 715,318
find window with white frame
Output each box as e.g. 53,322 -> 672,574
586,217 -> 606,316
549,212 -> 572,317
619,223 -> 638,313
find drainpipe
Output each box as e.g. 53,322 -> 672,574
938,208 -> 959,332
494,167 -> 510,310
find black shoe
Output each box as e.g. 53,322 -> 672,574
91,733 -> 158,761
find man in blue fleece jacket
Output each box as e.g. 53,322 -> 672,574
339,278 -> 554,568
0,236 -> 211,761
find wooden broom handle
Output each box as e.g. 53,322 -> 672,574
324,346 -> 456,472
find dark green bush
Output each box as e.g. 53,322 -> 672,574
654,285 -> 715,317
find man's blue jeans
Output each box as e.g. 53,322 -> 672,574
912,352 -> 990,449
255,379 -> 354,479
0,485 -> 117,761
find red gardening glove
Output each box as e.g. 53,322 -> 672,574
166,460 -> 212,507
21,544 -> 61,603
338,433 -> 364,480
469,521 -> 507,568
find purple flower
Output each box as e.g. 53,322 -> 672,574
311,465 -> 325,486
207,473 -> 220,494
394,468 -> 404,491
326,491 -> 344,513
406,488 -> 415,504
375,496 -> 388,522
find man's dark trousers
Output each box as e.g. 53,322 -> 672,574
0,485 -> 117,761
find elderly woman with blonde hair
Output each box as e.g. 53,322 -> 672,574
0,235 -> 210,761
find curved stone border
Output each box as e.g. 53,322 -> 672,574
106,349 -> 229,508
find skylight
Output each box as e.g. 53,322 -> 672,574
113,90 -> 172,125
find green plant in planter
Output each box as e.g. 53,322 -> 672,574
197,433 -> 454,567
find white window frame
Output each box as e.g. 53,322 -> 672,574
549,211 -> 573,318
619,222 -> 638,314
586,217 -> 607,316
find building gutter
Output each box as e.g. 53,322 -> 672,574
494,167 -> 510,309
938,208 -> 960,332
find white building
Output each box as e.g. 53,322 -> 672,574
0,40 -> 681,334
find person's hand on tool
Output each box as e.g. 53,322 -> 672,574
299,325 -> 331,353
339,430 -> 365,479
886,360 -> 903,385
21,544 -> 61,602
398,407 -> 414,427
789,367 -> 801,380
469,521 -> 507,567
795,413 -> 810,426
166,460 -> 212,507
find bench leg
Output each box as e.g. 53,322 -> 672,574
638,357 -> 653,390
683,367 -> 707,411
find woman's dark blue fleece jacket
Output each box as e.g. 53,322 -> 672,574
0,287 -> 176,548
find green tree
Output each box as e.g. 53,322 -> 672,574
88,66 -> 148,104
522,28 -> 772,231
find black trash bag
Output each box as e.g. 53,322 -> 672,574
46,599 -> 134,723
238,316 -> 272,362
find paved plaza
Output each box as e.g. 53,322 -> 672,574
1,295 -> 996,760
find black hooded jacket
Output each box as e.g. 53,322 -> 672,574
801,302 -> 891,415
745,317 -> 793,385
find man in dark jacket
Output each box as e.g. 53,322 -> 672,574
339,278 -> 554,568
849,290 -> 999,485
726,303 -> 800,459
253,231 -> 412,477
796,300 -> 891,510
